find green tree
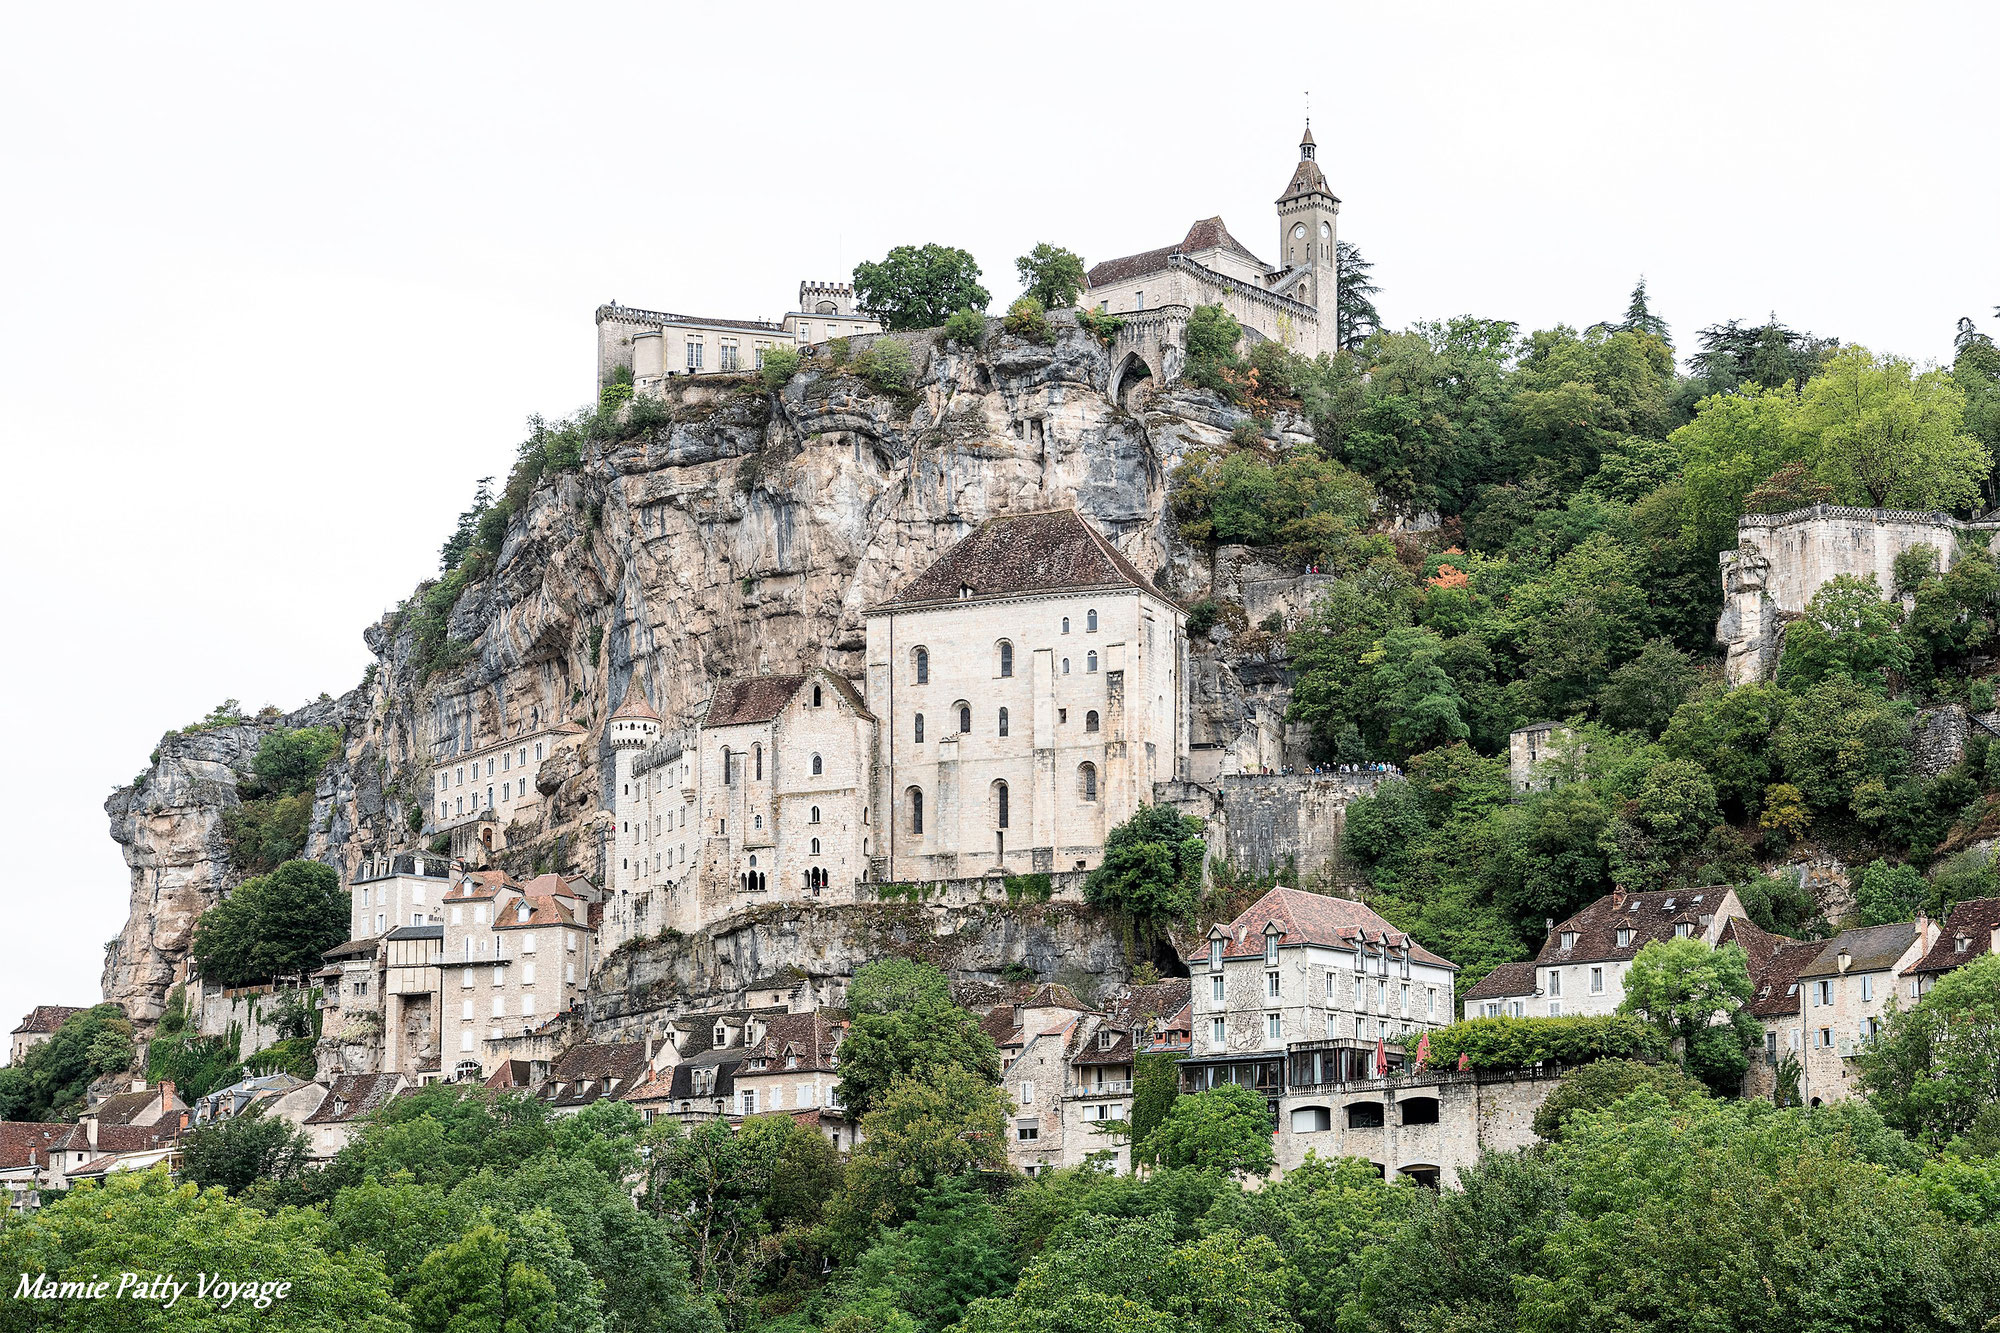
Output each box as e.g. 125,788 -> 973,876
0,1003 -> 135,1122
1593,276 -> 1671,342
1198,1152 -> 1396,1330
1776,572 -> 1912,688
1858,952 -> 2000,1152
179,1112 -> 312,1195
822,1180 -> 1015,1332
1626,758 -> 1721,862
757,346 -> 798,391
1333,241 -> 1382,350
1673,386 -> 1803,555
0,1168 -> 406,1331
835,960 -> 1001,1119
1852,858 -> 1933,927
1796,344 -> 1990,510
942,308 -> 986,348
1770,674 -> 1911,816
1125,1051 -> 1181,1159
1594,638 -> 1700,737
1082,804 -> 1207,921
840,1066 -> 1012,1230
251,726 -> 342,795
1135,1083 -> 1274,1176
852,244 -> 989,331
1001,295 -> 1051,343
1182,304 -> 1244,397
1617,937 -> 1759,1093
406,1224 -> 558,1333
1367,626 -> 1470,757
190,859 -> 347,987
955,1212 -> 1299,1333
1013,243 -> 1086,309
1528,1057 -> 1708,1141
1661,681 -> 1785,816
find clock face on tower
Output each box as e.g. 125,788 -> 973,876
1292,224 -> 1306,239
1321,222 -> 1331,238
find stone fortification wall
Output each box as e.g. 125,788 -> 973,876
1718,506 -> 2000,684
1276,1068 -> 1557,1184
852,871 -> 1089,911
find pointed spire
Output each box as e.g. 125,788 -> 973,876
611,675 -> 661,723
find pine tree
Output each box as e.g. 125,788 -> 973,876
1334,241 -> 1382,351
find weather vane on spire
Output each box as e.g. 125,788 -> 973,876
1304,90 -> 1311,128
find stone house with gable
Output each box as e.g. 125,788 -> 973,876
9,1005 -> 84,1067
604,668 -> 876,951
1181,887 -> 1458,1120
730,1010 -> 850,1138
865,509 -> 1188,883
1460,962 -> 1538,1020
302,1071 -> 408,1159
1724,918 -> 1826,1101
1534,887 -> 1748,1018
531,1042 -> 650,1115
1795,918 -> 1935,1106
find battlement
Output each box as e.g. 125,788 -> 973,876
1737,503 -> 1996,532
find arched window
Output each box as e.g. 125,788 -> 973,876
993,780 -> 1010,829
1085,709 -> 1100,733
810,805 -> 821,823
914,713 -> 925,743
1079,762 -> 1098,802
1086,651 -> 1098,673
721,748 -> 733,785
1346,1102 -> 1385,1129
907,787 -> 924,834
810,837 -> 822,855
1062,616 -> 1070,634
998,641 -> 1013,677
913,647 -> 929,684
812,683 -> 823,707
754,744 -> 763,780
998,707 -> 1009,737
1086,609 -> 1098,632
958,704 -> 972,733
811,752 -> 823,775
753,814 -> 763,829
1061,658 -> 1070,674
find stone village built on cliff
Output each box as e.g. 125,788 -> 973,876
20,133 -> 2000,1205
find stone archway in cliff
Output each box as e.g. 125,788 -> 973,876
1109,350 -> 1154,408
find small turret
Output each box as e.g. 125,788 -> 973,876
609,680 -> 662,749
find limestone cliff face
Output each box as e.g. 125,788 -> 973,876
101,696 -> 351,1026
103,315 -> 1307,1034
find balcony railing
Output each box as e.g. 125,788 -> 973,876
1079,1079 -> 1132,1095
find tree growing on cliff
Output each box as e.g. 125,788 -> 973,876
191,858 -> 347,987
1014,243 -> 1086,310
1083,804 -> 1207,923
853,244 -> 990,331
835,960 -> 1001,1119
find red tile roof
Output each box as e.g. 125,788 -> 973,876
304,1073 -> 404,1125
873,510 -> 1161,611
1461,961 -> 1538,1002
11,1005 -> 85,1036
704,670 -> 870,728
1908,897 -> 2000,977
1186,886 -> 1457,970
1745,939 -> 1826,1020
0,1122 -> 76,1169
1537,888 -> 1740,967
535,1043 -> 649,1109
741,1011 -> 845,1072
1086,217 -> 1272,287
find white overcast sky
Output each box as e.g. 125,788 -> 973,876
2,2 -> 1995,1035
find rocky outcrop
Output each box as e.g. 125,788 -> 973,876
102,696 -> 349,1026
102,316 -> 1311,1037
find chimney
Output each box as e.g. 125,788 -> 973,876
1611,887 -> 1626,908
645,1035 -> 656,1063
84,1115 -> 98,1153
130,1078 -> 147,1093
159,1079 -> 176,1109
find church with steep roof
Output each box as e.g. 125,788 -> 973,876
598,510 -> 1188,949
1085,124 -> 1341,394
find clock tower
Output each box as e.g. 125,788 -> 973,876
1275,123 -> 1341,351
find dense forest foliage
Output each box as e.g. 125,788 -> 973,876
1165,295 -> 2000,991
